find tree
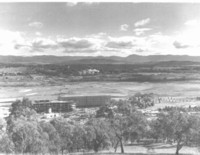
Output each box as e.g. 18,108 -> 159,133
0,133 -> 14,153
98,100 -> 147,153
9,98 -> 36,119
155,109 -> 198,155
96,103 -> 114,118
39,121 -> 61,153
9,119 -> 48,153
110,110 -> 147,153
85,118 -> 113,152
50,118 -> 74,154
96,99 -> 148,153
110,99 -> 133,116
71,123 -> 87,152
148,119 -> 163,143
95,100 -> 130,153
7,98 -> 37,130
129,93 -> 155,109
0,118 -> 14,153
6,98 -> 51,154
125,111 -> 148,143
109,114 -> 127,153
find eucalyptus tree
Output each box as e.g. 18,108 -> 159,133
85,118 -> 113,152
96,99 -> 148,153
50,118 -> 74,154
154,109 -> 199,155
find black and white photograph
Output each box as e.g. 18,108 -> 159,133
1,1 -> 200,154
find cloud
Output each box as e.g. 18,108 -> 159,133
28,22 -> 43,29
0,30 -> 51,56
185,20 -> 198,26
15,36 -> 103,54
0,30 -> 28,55
135,48 -> 146,53
35,32 -> 42,36
87,32 -> 107,39
57,36 -> 105,54
133,28 -> 152,36
10,29 -> 200,57
14,44 -> 29,50
173,41 -> 190,49
173,21 -> 200,50
16,38 -> 57,53
106,41 -> 133,49
57,36 -> 145,56
120,24 -> 129,31
0,29 -> 174,56
105,36 -> 141,50
134,18 -> 150,27
66,2 -> 78,7
66,2 -> 97,7
62,49 -> 96,54
58,38 -> 94,49
0,30 -> 24,45
32,38 -> 57,51
103,36 -> 155,56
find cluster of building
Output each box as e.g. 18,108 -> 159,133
78,69 -> 100,75
4,93 -> 199,121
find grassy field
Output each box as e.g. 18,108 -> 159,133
69,153 -> 197,155
67,143 -> 200,155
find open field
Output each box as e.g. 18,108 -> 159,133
1,81 -> 200,101
1,81 -> 200,112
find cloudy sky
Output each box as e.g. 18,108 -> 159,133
0,2 -> 200,57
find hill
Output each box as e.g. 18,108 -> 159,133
0,54 -> 200,64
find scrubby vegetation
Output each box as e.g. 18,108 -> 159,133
1,61 -> 200,84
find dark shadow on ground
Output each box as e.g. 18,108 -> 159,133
69,153 -> 193,155
125,143 -> 176,149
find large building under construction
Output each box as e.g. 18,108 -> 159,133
33,95 -> 125,114
33,100 -> 75,113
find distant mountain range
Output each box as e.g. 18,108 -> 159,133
1,54 -> 200,64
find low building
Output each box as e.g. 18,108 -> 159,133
0,107 -> 10,118
59,95 -> 125,108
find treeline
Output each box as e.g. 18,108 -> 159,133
1,63 -> 199,76
0,97 -> 200,155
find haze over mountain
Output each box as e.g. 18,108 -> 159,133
0,54 -> 200,64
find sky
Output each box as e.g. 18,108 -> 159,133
0,2 -> 200,57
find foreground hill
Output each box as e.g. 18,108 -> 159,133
0,54 -> 200,64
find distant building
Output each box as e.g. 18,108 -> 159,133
79,69 -> 100,75
33,100 -> 76,113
